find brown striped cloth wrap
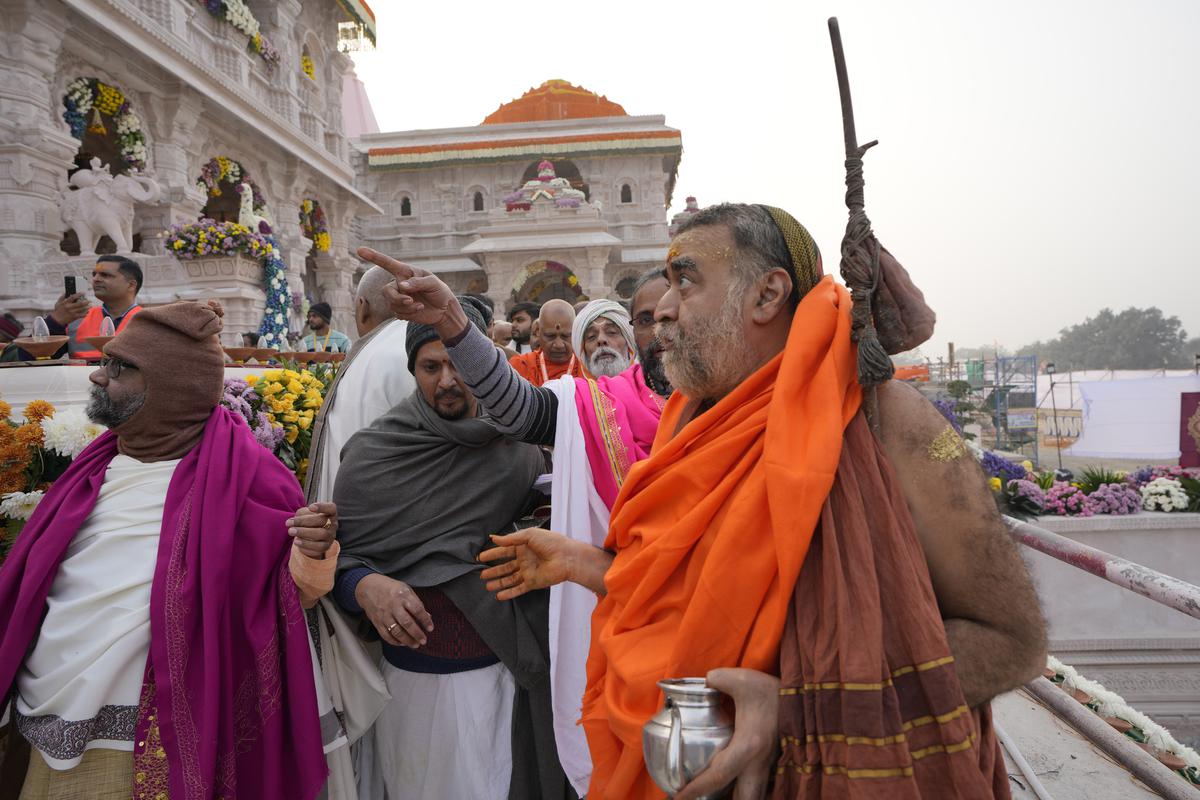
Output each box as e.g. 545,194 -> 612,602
757,207 -> 1004,798
773,415 -> 1008,799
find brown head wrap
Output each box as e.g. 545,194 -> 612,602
104,301 -> 225,461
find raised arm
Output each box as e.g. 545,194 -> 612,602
877,381 -> 1047,707
357,247 -> 558,446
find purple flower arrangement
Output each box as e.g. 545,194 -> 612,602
1087,482 -> 1142,515
933,397 -> 964,434
1127,465 -> 1199,487
221,378 -> 284,452
981,450 -> 1026,484
1005,479 -> 1046,516
1044,482 -> 1093,516
165,218 -> 271,260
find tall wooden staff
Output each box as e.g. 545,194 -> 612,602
828,17 -> 895,433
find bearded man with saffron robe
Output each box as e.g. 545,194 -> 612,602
467,204 -> 1047,799
0,302 -> 338,800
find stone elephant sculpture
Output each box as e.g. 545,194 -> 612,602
61,157 -> 161,255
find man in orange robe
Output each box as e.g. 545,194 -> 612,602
478,204 -> 1046,800
509,299 -> 583,386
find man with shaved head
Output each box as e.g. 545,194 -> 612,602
304,265 -> 414,504
509,298 -> 583,386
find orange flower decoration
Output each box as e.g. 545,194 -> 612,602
14,423 -> 43,448
0,401 -> 11,421
23,400 -> 54,423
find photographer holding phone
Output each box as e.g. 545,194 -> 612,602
45,256 -> 144,360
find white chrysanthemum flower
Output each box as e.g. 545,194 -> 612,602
1140,478 -> 1189,511
41,407 -> 105,458
0,490 -> 45,521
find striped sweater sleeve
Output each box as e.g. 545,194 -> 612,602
446,325 -> 558,446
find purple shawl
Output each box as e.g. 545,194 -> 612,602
0,407 -> 326,799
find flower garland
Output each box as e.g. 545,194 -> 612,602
196,156 -> 266,211
62,78 -> 148,171
299,199 -> 330,252
165,219 -> 290,349
301,53 -> 316,80
1046,655 -> 1200,784
197,0 -> 280,66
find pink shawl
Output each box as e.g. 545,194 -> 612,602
0,407 -> 326,799
574,363 -> 665,508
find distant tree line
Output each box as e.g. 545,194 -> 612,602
1015,307 -> 1198,370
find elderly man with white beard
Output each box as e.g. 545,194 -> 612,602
574,300 -> 636,379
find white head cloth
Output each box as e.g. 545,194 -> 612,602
571,299 -> 635,360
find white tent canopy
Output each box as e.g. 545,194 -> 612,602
1066,375 -> 1200,460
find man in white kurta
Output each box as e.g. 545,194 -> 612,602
305,266 -> 414,504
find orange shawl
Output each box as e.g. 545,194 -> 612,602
581,277 -> 861,799
510,349 -> 583,386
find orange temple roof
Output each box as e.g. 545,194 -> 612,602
483,80 -> 627,125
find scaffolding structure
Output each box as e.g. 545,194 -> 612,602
918,354 -> 1040,461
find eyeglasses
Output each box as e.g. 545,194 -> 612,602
632,313 -> 656,330
99,356 -> 138,379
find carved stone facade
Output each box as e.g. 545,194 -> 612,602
0,0 -> 378,341
354,84 -> 683,312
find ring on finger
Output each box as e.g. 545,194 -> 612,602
386,622 -> 399,633
324,517 -> 333,529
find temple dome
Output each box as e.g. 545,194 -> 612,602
482,80 -> 627,125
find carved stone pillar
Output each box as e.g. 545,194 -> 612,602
138,91 -> 207,255
584,247 -> 612,300
0,3 -> 81,319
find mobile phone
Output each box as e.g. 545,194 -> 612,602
64,275 -> 77,297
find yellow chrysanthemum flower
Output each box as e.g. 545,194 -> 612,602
297,415 -> 312,431
989,477 -> 1002,492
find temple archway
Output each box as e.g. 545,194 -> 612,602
511,260 -> 584,304
196,156 -> 266,223
60,77 -> 150,255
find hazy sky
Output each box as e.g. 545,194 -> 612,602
351,0 -> 1200,357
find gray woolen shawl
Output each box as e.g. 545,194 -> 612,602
334,388 -> 545,587
333,389 -> 575,800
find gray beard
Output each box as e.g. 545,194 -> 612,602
659,290 -> 748,402
86,384 -> 146,428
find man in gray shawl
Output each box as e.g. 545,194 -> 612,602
331,299 -> 575,800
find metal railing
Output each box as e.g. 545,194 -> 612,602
1003,516 -> 1200,621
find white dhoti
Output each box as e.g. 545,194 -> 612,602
371,660 -> 516,800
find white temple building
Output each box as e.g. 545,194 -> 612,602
354,79 -> 684,309
0,0 -> 380,341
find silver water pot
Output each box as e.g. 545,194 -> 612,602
642,678 -> 734,798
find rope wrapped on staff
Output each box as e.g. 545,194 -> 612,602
828,17 -> 936,427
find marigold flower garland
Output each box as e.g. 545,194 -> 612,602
62,77 -> 148,171
197,0 -> 280,66
299,199 -> 331,252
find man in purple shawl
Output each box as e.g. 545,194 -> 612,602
356,248 -> 671,796
0,302 -> 337,799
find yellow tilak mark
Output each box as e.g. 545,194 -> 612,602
927,427 -> 967,463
